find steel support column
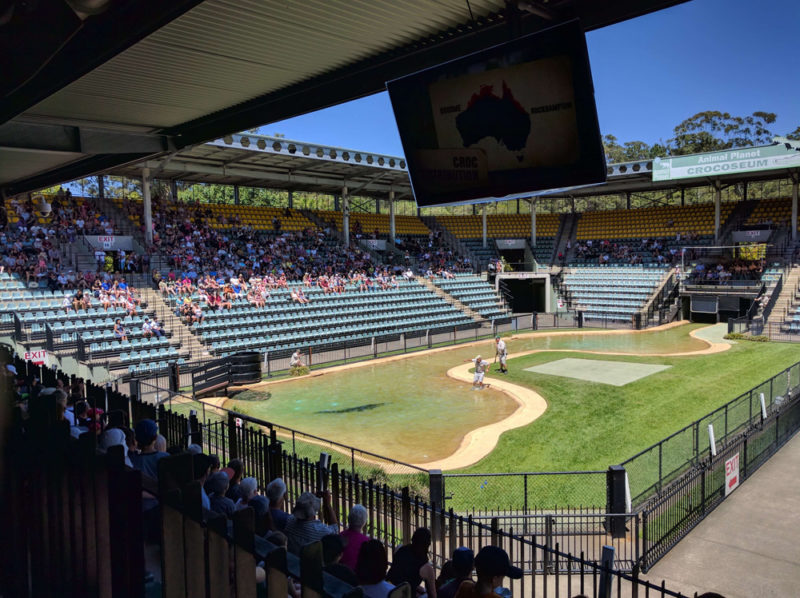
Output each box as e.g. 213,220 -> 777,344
389,191 -> 396,243
482,204 -> 488,249
97,175 -> 105,199
530,199 -> 537,247
714,182 -> 721,242
142,168 -> 153,245
792,178 -> 798,241
342,187 -> 350,247
233,185 -> 240,205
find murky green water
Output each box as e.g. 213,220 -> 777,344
226,325 -> 707,463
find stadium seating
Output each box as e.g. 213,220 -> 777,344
432,273 -> 511,320
314,210 -> 430,236
166,279 -> 477,357
435,213 -> 559,265
575,203 -> 736,240
561,265 -> 668,321
112,197 -> 314,231
745,197 -> 799,230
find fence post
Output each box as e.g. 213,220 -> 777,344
269,430 -> 282,481
429,470 -> 444,513
227,412 -> 239,460
188,410 -> 201,447
544,514 -> 553,572
701,467 -> 706,516
490,517 -> 499,547
598,545 -> 615,598
401,487 -> 412,545
742,436 -> 748,482
372,337 -> 377,359
265,351 -> 271,378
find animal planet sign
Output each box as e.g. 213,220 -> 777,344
24,349 -> 47,365
653,143 -> 800,182
725,452 -> 740,496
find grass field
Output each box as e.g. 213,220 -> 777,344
440,325 -> 799,509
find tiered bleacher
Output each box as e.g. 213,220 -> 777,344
114,196 -> 314,231
432,273 -> 511,320
745,197 -> 799,230
435,213 -> 560,264
572,203 -> 737,265
561,265 -> 668,321
315,210 -> 430,236
172,279 -> 477,357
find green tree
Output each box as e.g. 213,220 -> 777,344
669,110 -> 776,155
786,126 -> 800,141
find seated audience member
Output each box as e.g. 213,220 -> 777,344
193,453 -> 214,511
283,491 -> 339,554
129,419 -> 168,479
322,534 -> 359,586
263,532 -> 301,598
356,539 -> 395,598
99,427 -> 134,467
113,319 -> 128,342
453,546 -> 521,598
387,527 -> 437,598
238,477 -> 270,519
340,504 -> 370,570
225,458 -> 245,501
207,471 -> 237,518
154,434 -> 167,454
437,548 -> 474,598
267,477 -> 290,531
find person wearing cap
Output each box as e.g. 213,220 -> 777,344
224,458 -> 244,501
283,490 -> 339,555
437,547 -> 474,598
468,355 -> 490,390
453,546 -> 521,598
387,527 -> 437,598
129,419 -> 168,479
207,471 -> 237,518
494,337 -> 508,374
266,477 -> 290,531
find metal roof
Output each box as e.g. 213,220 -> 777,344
0,0 -> 690,196
108,133 -> 413,198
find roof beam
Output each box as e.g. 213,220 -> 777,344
142,158 -> 409,196
0,120 -> 174,154
165,1 -> 690,147
0,0 -> 207,125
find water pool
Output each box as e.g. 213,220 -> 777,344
225,324 -> 708,464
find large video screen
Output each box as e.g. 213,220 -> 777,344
387,20 -> 606,207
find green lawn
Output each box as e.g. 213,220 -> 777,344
442,333 -> 799,509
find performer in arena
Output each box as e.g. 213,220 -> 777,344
290,349 -> 305,368
469,355 -> 490,390
494,336 -> 508,374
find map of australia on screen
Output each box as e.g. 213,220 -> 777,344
427,56 -> 578,173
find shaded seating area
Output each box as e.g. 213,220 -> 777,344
315,209 -> 430,236
562,265 -> 668,321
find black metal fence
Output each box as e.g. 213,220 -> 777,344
622,360 -> 800,505
639,387 -> 800,571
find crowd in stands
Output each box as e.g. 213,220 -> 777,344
571,235 -> 703,265
685,259 -> 766,284
6,359 -> 525,598
395,231 -> 472,274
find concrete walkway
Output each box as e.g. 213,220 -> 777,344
645,431 -> 800,597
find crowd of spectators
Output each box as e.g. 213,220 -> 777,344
572,236 -> 696,265
685,259 -> 765,284
395,231 -> 471,274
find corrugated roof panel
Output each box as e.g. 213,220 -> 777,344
25,0 -> 506,129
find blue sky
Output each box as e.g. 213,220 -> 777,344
263,0 -> 800,157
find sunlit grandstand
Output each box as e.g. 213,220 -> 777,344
3,1 -> 800,598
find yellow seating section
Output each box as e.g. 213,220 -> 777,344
745,198 -> 799,230
435,213 -> 560,239
575,203 -> 735,240
314,211 -> 430,235
110,198 -> 314,232
4,195 -> 93,225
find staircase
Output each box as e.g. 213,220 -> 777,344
719,199 -> 758,244
416,276 -> 484,323
767,265 -> 800,326
138,286 -> 210,362
553,213 -> 578,264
